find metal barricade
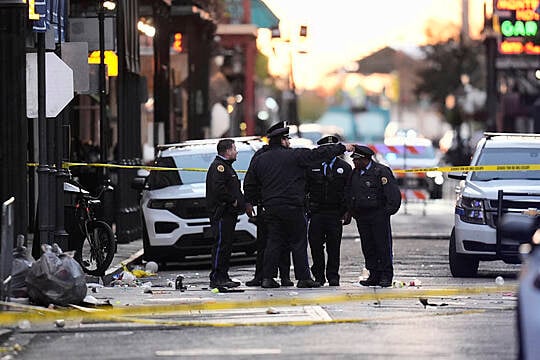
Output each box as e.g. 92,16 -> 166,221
1,197 -> 15,301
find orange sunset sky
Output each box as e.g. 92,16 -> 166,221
258,0 -> 489,89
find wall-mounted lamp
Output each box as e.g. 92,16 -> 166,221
137,20 -> 156,37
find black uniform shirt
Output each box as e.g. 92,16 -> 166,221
347,161 -> 401,217
244,143 -> 346,208
306,156 -> 352,214
206,155 -> 245,217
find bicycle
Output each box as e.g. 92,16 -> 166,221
72,181 -> 116,276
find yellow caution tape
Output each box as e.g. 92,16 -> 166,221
25,162 -> 540,174
393,164 -> 540,174
0,285 -> 516,325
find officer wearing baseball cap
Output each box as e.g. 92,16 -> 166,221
244,124 -> 355,288
305,135 -> 352,286
347,144 -> 401,288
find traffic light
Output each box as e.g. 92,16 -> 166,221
172,33 -> 183,53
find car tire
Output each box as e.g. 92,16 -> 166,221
449,228 -> 479,277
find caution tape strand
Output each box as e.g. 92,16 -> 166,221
25,162 -> 540,174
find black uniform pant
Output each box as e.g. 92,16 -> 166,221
263,206 -> 311,281
355,211 -> 393,279
308,212 -> 342,283
253,212 -> 291,280
209,212 -> 237,282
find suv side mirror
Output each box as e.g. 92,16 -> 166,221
131,176 -> 147,191
448,172 -> 466,180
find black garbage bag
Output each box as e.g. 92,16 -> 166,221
10,246 -> 35,298
26,244 -> 87,306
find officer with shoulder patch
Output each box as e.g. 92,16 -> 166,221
305,135 -> 352,286
206,139 -> 245,289
347,145 -> 401,288
244,122 -> 355,288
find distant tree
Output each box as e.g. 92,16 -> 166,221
414,21 -> 485,165
414,38 -> 483,112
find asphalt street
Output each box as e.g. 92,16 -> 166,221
0,197 -> 522,359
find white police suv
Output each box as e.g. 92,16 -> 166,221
135,137 -> 263,264
449,133 -> 540,277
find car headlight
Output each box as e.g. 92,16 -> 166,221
456,195 -> 485,224
148,199 -> 176,210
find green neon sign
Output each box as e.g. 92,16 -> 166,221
501,20 -> 538,37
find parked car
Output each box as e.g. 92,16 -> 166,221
377,136 -> 444,199
448,132 -> 540,277
133,137 -> 264,264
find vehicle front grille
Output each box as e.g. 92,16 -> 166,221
169,198 -> 209,219
485,199 -> 540,228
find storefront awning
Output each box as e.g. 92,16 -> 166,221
251,0 -> 279,29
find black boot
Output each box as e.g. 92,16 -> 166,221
245,277 -> 262,287
359,273 -> 380,287
261,278 -> 280,288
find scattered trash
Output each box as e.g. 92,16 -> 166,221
25,244 -> 87,306
266,307 -> 280,314
145,261 -> 159,274
87,283 -> 104,294
210,288 -> 219,294
409,278 -> 422,287
419,298 -> 448,308
288,291 -> 299,296
141,282 -> 153,293
11,245 -> 34,298
17,320 -> 31,329
131,269 -> 156,278
495,276 -> 505,286
175,275 -> 186,291
392,280 -> 406,288
54,319 -> 65,328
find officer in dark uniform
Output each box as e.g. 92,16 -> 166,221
347,145 -> 401,288
306,135 -> 352,286
206,139 -> 245,289
244,142 -> 293,287
244,122 -> 355,288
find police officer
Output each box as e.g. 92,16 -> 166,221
305,136 -> 352,286
347,145 -> 401,288
244,122 -> 355,288
244,143 -> 293,287
206,139 -> 245,288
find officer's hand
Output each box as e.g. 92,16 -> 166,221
342,212 -> 352,225
344,143 -> 355,152
245,203 -> 254,217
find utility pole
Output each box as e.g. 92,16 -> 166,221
0,1 -> 28,242
483,2 -> 498,131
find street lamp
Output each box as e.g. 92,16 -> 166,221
272,25 -> 308,129
97,1 -> 116,225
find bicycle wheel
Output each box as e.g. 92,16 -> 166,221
80,220 -> 116,276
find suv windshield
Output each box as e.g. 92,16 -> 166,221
471,147 -> 540,181
173,149 -> 254,184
